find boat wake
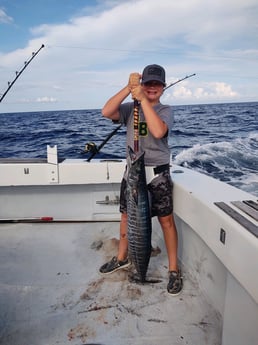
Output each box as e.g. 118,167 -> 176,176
174,133 -> 258,196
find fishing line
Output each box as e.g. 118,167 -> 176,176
47,45 -> 258,62
46,44 -> 182,55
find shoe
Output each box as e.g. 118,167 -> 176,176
99,256 -> 131,274
167,269 -> 183,295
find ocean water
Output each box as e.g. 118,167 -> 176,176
0,102 -> 258,196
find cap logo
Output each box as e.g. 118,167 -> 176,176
148,67 -> 162,76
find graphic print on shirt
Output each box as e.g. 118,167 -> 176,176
139,121 -> 148,137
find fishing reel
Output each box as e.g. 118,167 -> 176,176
83,142 -> 98,154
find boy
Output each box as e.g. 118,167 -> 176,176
99,64 -> 182,295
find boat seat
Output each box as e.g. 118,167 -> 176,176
214,200 -> 258,238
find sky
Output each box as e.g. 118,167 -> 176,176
0,0 -> 258,113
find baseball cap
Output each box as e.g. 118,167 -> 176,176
141,64 -> 166,86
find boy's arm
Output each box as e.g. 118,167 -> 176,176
101,86 -> 131,121
102,73 -> 141,121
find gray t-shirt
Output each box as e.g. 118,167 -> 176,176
119,102 -> 173,166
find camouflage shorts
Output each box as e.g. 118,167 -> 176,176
119,169 -> 173,217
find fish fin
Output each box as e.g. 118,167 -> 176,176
128,146 -> 137,162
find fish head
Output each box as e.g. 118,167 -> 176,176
127,146 -> 145,169
127,146 -> 146,184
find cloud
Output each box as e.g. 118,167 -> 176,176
163,81 -> 238,104
15,96 -> 58,104
212,82 -> 238,98
191,82 -> 238,100
0,8 -> 13,24
0,0 -> 258,112
36,96 -> 58,103
28,0 -> 258,58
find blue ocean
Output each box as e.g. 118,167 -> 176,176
0,102 -> 258,197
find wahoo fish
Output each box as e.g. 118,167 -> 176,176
127,146 -> 152,282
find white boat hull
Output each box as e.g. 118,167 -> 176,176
0,148 -> 257,344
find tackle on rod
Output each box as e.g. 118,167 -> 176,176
0,44 -> 45,103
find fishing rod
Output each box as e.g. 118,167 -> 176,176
133,99 -> 140,153
0,44 -> 45,103
84,123 -> 123,162
84,72 -> 196,161
164,73 -> 196,91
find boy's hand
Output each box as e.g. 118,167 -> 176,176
128,73 -> 141,89
131,85 -> 146,102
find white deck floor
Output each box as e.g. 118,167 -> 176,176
0,222 -> 221,345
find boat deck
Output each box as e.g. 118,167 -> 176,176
0,221 -> 221,345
